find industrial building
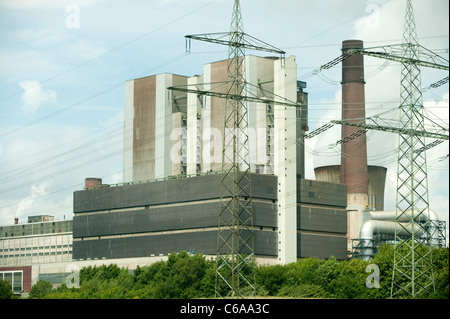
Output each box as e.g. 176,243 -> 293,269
314,40 -> 445,258
0,54 -> 350,295
74,54 -> 348,264
123,55 -> 308,181
73,174 -> 347,261
2,39 -> 444,295
0,215 -> 72,294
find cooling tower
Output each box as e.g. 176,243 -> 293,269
314,165 -> 387,211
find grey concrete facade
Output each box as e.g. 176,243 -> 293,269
0,219 -> 73,267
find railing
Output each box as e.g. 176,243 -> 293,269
85,170 -> 223,190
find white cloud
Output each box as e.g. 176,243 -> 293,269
353,0 -> 404,44
0,50 -> 63,82
0,120 -> 123,225
308,89 -> 342,169
65,40 -> 107,61
305,0 -> 449,219
345,0 -> 450,248
16,182 -> 51,216
19,80 -> 57,115
15,28 -> 71,46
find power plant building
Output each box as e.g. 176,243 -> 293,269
0,54 -> 351,295
73,55 -> 349,264
314,40 -> 445,258
0,216 -> 73,294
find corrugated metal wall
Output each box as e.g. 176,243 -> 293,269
73,173 -> 278,260
297,179 -> 348,260
73,175 -> 348,261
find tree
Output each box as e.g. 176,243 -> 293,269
330,258 -> 368,298
369,243 -> 394,298
430,247 -> 449,299
0,279 -> 13,299
29,280 -> 53,299
256,264 -> 286,296
277,284 -> 329,298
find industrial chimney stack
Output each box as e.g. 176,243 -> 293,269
341,40 -> 369,206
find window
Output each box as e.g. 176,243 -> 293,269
13,272 -> 22,293
0,271 -> 23,294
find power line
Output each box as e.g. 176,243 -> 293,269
0,52 -> 188,138
0,0 -> 220,104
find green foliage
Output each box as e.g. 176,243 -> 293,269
0,279 -> 13,299
27,247 -> 449,299
368,243 -> 394,298
278,284 -> 329,298
80,263 -> 125,282
430,247 -> 449,299
29,280 -> 53,299
255,264 -> 286,295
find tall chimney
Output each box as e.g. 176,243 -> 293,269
341,40 -> 369,202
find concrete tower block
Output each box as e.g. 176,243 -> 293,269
274,56 -> 298,264
187,75 -> 202,175
202,63 -> 212,173
123,79 -> 134,183
155,74 -> 174,179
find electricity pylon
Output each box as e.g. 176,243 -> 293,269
216,0 -> 254,299
169,0 -> 298,298
330,0 -> 448,297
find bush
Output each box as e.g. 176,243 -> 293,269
256,264 -> 286,295
24,247 -> 448,299
278,284 -> 329,298
430,247 -> 449,299
29,280 -> 53,299
0,279 -> 13,299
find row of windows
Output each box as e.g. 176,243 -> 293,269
1,250 -> 72,258
2,230 -> 69,237
1,245 -> 72,251
0,222 -> 59,230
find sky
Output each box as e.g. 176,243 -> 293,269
0,0 -> 448,241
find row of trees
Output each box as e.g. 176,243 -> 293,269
10,245 -> 448,299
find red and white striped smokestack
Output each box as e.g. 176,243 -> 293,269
341,40 -> 369,199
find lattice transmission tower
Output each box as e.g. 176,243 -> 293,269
216,0 -> 254,298
328,0 -> 448,297
169,0 -> 298,298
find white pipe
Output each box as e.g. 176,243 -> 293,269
358,209 -> 440,260
359,220 -> 424,260
370,208 -> 439,222
360,220 -> 422,240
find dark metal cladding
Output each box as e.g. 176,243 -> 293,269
297,178 -> 347,207
296,178 -> 347,259
73,173 -> 277,214
298,233 -> 347,260
73,230 -> 278,260
73,173 -> 279,260
73,174 -> 348,260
